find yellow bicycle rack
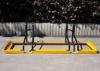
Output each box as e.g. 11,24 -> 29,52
4,40 -> 98,54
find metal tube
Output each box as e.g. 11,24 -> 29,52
65,24 -> 70,51
31,24 -> 35,50
22,23 -> 28,51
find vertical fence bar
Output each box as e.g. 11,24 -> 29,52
50,23 -> 51,36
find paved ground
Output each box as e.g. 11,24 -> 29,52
0,36 -> 100,71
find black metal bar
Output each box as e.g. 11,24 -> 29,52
39,41 -> 44,50
22,23 -> 28,51
31,24 -> 35,50
71,24 -> 75,52
65,24 -> 70,51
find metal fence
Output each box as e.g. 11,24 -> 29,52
0,23 -> 100,37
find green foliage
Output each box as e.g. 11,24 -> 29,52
0,0 -> 100,23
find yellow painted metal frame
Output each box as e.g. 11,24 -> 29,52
4,40 -> 98,54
